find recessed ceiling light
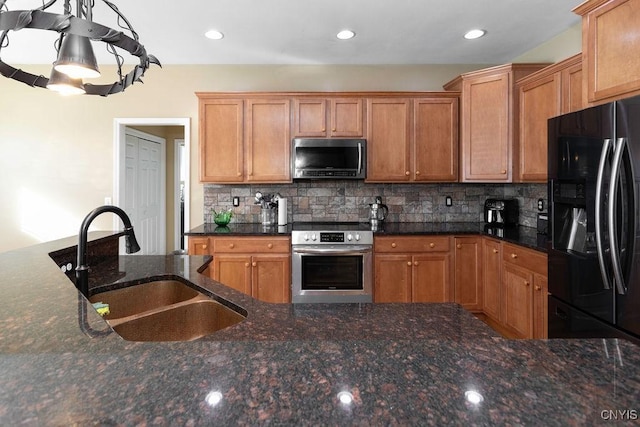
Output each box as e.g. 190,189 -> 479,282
336,30 -> 356,40
205,30 -> 224,40
464,29 -> 486,40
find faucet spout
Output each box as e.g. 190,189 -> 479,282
75,205 -> 141,296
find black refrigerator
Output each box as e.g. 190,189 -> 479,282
547,94 -> 640,346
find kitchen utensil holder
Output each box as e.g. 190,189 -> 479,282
261,207 -> 276,225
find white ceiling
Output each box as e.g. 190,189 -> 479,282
1,0 -> 583,65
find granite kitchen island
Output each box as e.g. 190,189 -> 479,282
0,233 -> 638,425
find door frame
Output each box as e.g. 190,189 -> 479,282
113,118 -> 191,253
174,138 -> 186,250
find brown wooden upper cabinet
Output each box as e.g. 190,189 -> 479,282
292,98 -> 363,137
198,98 -> 244,182
366,95 -> 459,183
444,64 -> 548,183
516,54 -> 583,182
197,94 -> 292,184
575,0 -> 640,104
245,99 -> 291,182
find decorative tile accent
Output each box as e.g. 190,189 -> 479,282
204,182 -> 547,227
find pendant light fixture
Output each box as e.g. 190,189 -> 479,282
0,0 -> 160,96
54,33 -> 101,79
46,68 -> 86,95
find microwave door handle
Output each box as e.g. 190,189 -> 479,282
609,137 -> 628,295
357,142 -> 362,175
595,138 -> 612,290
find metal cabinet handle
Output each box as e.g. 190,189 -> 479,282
407,261 -> 412,266
535,286 -> 542,291
415,171 -> 420,176
414,261 -> 419,266
252,262 -> 257,267
202,244 -> 208,249
511,253 -> 517,259
267,243 -> 273,249
391,243 -> 397,248
456,244 -> 461,249
405,171 -> 410,176
525,281 -> 530,287
245,262 -> 250,267
430,243 -> 436,248
492,248 -> 498,254
501,170 -> 506,174
229,243 -> 235,249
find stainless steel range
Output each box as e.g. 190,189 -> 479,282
291,223 -> 373,303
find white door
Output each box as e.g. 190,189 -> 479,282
124,129 -> 165,255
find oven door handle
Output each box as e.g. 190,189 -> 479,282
292,246 -> 372,255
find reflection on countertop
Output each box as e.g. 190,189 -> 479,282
1,232 -> 637,425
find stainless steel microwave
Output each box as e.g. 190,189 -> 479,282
291,138 -> 366,179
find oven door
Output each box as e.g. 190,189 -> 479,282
291,245 -> 373,303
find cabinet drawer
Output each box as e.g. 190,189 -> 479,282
502,243 -> 547,275
212,237 -> 290,254
375,236 -> 451,253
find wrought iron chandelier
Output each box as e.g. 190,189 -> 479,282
0,0 -> 160,96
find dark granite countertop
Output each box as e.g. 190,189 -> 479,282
187,221 -> 547,252
1,233 -> 638,425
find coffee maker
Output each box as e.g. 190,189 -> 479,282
484,199 -> 519,226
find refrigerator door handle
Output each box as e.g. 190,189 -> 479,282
595,138 -> 612,290
609,137 -> 628,295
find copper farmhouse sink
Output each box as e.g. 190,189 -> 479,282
88,279 -> 245,341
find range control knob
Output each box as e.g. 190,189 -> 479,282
355,233 -> 361,241
303,233 -> 310,242
311,233 -> 317,241
347,233 -> 353,241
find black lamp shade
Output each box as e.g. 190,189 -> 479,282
54,34 -> 101,79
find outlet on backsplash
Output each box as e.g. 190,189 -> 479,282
203,182 -> 547,228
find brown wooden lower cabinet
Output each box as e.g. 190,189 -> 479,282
482,238 -> 502,322
454,236 -> 483,312
188,236 -> 291,303
501,243 -> 548,339
374,236 -> 452,303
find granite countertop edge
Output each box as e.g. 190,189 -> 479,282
185,221 -> 547,252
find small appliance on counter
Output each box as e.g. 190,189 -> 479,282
484,199 -> 519,226
368,196 -> 388,229
537,212 -> 549,248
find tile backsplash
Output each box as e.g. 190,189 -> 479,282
204,181 -> 547,228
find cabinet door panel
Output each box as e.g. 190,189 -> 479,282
412,254 -> 452,303
462,74 -> 510,181
533,274 -> 548,339
561,61 -> 583,113
482,238 -> 502,321
374,255 -> 412,302
331,98 -> 363,137
503,263 -> 533,339
366,99 -> 411,182
413,98 -> 458,182
245,99 -> 291,182
518,73 -> 561,182
252,255 -> 291,303
214,255 -> 252,295
454,237 -> 483,311
583,0 -> 640,102
200,99 -> 244,182
293,99 -> 327,137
